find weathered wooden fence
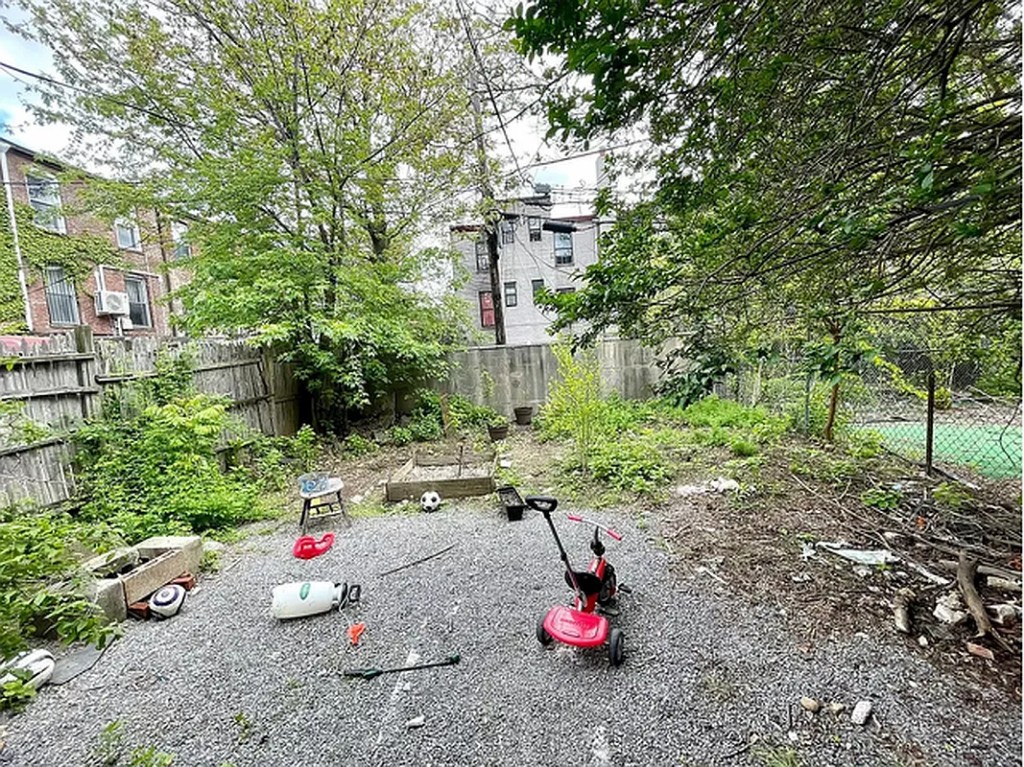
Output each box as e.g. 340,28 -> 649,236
0,330 -> 301,507
443,338 -> 661,415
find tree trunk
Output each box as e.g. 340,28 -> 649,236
823,380 -> 840,442
487,226 -> 505,345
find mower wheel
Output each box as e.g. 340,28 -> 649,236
608,628 -> 624,666
536,617 -> 553,646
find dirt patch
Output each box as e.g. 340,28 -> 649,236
655,439 -> 1023,698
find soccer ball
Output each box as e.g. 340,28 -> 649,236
420,490 -> 442,513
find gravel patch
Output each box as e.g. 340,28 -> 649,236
2,505 -> 1019,767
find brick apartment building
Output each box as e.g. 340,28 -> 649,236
450,189 -> 603,345
0,139 -> 191,336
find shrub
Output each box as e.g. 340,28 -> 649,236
538,344 -> 605,468
342,433 -> 378,457
0,511 -> 119,659
75,395 -> 266,541
387,425 -> 414,445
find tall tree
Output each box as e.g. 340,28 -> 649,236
11,0 -> 484,430
511,0 -> 1022,434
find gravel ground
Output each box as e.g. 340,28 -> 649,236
2,505 -> 1020,767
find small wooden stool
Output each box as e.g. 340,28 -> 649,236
299,477 -> 349,533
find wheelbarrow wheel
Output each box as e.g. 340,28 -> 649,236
608,628 -> 624,666
536,616 -> 553,646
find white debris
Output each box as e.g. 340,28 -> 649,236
499,458 -> 513,469
799,542 -> 816,561
818,542 -> 899,566
850,700 -> 873,726
918,635 -> 929,647
987,603 -> 1021,626
933,592 -> 968,626
351,494 -> 364,505
709,477 -> 740,493
405,716 -> 425,729
675,477 -> 740,497
674,484 -> 708,497
986,576 -> 1022,593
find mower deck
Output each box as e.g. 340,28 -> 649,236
543,605 -> 609,648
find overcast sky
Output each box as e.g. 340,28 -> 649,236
0,7 -> 601,218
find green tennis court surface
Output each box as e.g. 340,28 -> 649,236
862,422 -> 1022,479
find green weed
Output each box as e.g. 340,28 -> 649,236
754,746 -> 802,767
861,487 -> 902,510
932,481 -> 972,512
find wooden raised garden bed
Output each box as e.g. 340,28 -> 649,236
386,448 -> 496,502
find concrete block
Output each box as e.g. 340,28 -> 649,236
134,536 -> 202,575
120,549 -> 194,606
81,547 -> 140,578
85,577 -> 127,623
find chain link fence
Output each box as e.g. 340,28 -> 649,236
719,347 -> 1022,482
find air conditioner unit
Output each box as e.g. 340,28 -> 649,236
96,291 -> 130,316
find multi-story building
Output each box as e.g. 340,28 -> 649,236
0,138 -> 191,336
451,190 -> 601,345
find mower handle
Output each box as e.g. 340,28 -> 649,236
525,495 -> 558,514
566,514 -> 623,541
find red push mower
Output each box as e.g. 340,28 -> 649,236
526,495 -> 629,666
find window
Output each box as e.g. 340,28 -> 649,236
554,231 -> 574,265
44,265 -> 79,325
26,175 -> 64,233
115,217 -> 141,250
171,221 -> 191,260
124,275 -> 151,327
115,216 -> 142,250
504,281 -> 517,307
531,279 -> 545,300
478,291 -> 495,328
475,239 -> 489,272
527,216 -> 542,242
500,219 -> 515,245
556,287 -> 576,295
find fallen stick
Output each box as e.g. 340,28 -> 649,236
938,559 -> 1021,583
956,552 -> 1014,655
893,588 -> 914,634
377,544 -> 456,577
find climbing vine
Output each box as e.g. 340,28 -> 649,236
0,202 -> 120,330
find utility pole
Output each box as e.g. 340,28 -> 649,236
463,23 -> 505,345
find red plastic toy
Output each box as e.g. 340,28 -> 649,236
292,533 -> 335,560
528,496 -> 626,666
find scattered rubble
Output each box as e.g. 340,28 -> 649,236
850,700 -> 873,726
799,696 -> 820,713
933,592 -> 968,626
893,588 -> 915,634
966,642 -> 995,661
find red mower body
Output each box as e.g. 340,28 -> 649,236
542,605 -> 609,648
527,496 -> 626,666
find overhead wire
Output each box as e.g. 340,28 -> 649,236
453,0 -> 530,186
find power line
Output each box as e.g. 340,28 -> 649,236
0,60 -> 195,130
454,0 -> 529,186
513,139 -> 651,175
